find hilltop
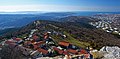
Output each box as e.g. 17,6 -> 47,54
2,17 -> 120,49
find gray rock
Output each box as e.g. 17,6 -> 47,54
100,46 -> 120,59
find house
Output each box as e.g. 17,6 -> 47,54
35,41 -> 45,46
53,47 -> 64,55
14,38 -> 22,42
24,41 -> 32,46
5,40 -> 15,45
79,49 -> 88,54
33,35 -> 39,42
43,32 -> 50,39
13,38 -> 24,44
37,48 -> 48,56
63,51 -> 69,56
33,45 -> 39,50
44,35 -> 48,39
67,49 -> 78,54
58,41 -> 70,48
4,40 -> 17,48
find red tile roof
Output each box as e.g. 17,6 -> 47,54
33,45 -> 39,50
80,49 -> 88,54
24,41 -> 32,47
37,48 -> 48,55
58,50 -> 64,54
25,41 -> 32,45
63,51 -> 69,55
5,40 -> 17,48
53,47 -> 59,51
58,41 -> 70,47
33,36 -> 39,40
53,47 -> 64,54
15,38 -> 22,41
44,36 -> 48,39
67,49 -> 78,54
5,40 -> 14,44
35,41 -> 45,46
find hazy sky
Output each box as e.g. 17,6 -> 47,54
0,0 -> 120,12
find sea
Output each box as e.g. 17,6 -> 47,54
73,11 -> 120,16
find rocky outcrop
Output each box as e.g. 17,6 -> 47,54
100,46 -> 120,59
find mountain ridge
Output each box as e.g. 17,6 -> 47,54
1,19 -> 120,49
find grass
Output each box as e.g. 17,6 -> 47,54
63,31 -> 90,48
51,31 -> 90,48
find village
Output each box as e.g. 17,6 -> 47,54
90,14 -> 120,36
0,21 -> 94,59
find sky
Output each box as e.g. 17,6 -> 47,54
0,0 -> 120,12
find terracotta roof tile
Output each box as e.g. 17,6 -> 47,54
80,49 -> 88,54
67,49 -> 78,54
36,41 -> 45,46
44,36 -> 48,39
25,41 -> 32,45
63,51 -> 69,55
15,38 -> 22,41
5,40 -> 14,44
33,45 -> 39,50
33,36 -> 39,40
59,41 -> 70,47
53,47 -> 64,54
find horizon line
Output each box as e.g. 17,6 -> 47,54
0,10 -> 120,13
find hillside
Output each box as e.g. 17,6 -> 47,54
58,16 -> 94,28
2,18 -> 120,49
0,12 -> 76,30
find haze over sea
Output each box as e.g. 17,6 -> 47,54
0,11 -> 120,16
73,11 -> 120,16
